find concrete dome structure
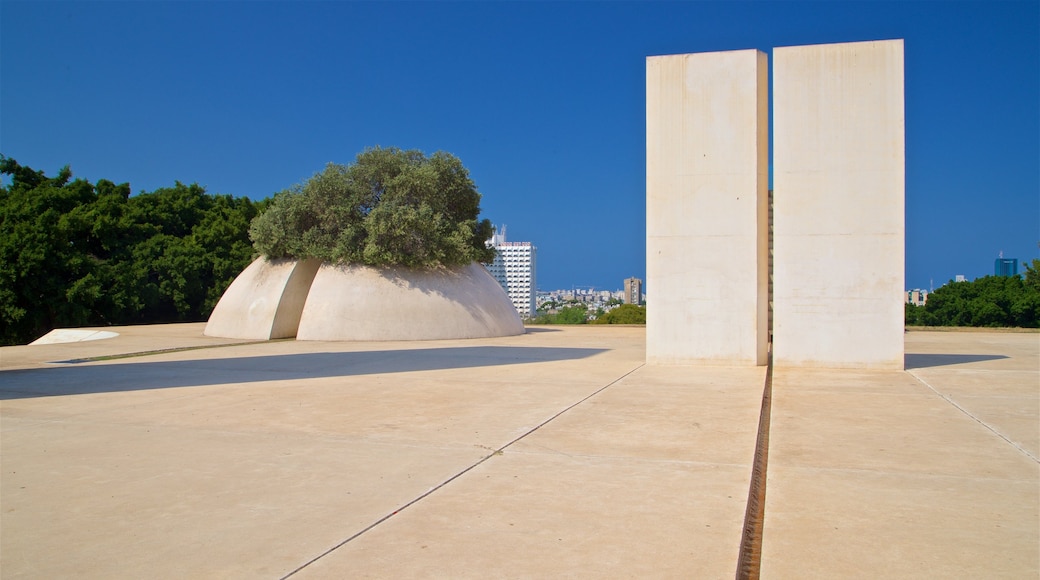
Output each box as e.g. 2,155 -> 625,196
296,262 -> 524,341
204,257 -> 321,340
205,258 -> 524,341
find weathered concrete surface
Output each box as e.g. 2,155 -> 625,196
298,364 -> 765,578
1,322 -> 253,371
4,325 -> 753,578
763,331 -> 1039,578
646,49 -> 769,365
297,262 -> 524,341
2,327 -> 1036,578
205,257 -> 321,339
772,40 -> 905,369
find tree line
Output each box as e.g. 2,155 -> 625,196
530,302 -> 647,325
0,149 -> 495,346
0,157 -> 263,345
906,262 -> 1040,328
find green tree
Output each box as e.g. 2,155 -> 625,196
1024,259 -> 1040,292
0,157 -> 261,345
593,304 -> 647,324
0,158 -> 98,342
529,304 -> 589,325
916,274 -> 1039,328
250,147 -> 495,268
905,302 -> 925,326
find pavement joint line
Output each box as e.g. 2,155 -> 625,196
735,349 -> 773,580
279,362 -> 647,579
908,369 -> 1039,464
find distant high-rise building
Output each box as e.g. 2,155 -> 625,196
995,258 -> 1018,277
905,289 -> 928,307
486,225 -> 537,318
624,277 -> 643,305
955,275 -> 967,283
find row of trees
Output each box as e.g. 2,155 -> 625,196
0,157 -> 263,345
906,262 -> 1040,328
1,149 -> 497,345
529,303 -> 647,325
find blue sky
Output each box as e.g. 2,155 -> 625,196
2,1 -> 1037,292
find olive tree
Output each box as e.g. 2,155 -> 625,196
250,147 -> 495,268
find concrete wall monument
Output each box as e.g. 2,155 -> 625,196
646,49 -> 769,365
204,257 -> 321,340
772,40 -> 905,369
646,40 -> 904,369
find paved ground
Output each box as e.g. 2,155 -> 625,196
1,325 -> 1036,578
765,331 -> 1039,578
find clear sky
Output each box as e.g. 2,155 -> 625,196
2,1 -> 1037,292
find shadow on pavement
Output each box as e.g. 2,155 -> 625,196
904,353 -> 1009,370
0,345 -> 606,400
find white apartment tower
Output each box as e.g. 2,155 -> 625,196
486,225 -> 537,318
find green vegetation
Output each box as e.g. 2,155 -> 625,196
0,157 -> 261,345
592,303 -> 646,324
0,147 -> 496,345
529,302 -> 647,325
250,147 -> 494,267
906,261 -> 1040,328
529,304 -> 590,324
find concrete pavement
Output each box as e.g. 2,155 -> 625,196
1,325 -> 1036,578
764,330 -> 1038,578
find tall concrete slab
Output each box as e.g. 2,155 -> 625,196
772,40 -> 905,368
646,50 -> 769,365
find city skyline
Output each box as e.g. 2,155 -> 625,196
2,2 -> 1037,291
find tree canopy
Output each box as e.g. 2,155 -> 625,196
906,263 -> 1040,328
0,157 -> 261,345
249,147 -> 495,268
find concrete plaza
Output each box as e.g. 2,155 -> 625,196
1,325 -> 1037,578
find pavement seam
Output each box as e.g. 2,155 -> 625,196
907,369 -> 1039,464
279,362 -> 646,579
735,350 -> 772,580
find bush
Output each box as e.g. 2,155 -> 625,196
529,304 -> 589,324
593,304 -> 646,324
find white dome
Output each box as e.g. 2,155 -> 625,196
297,262 -> 524,341
205,258 -> 524,341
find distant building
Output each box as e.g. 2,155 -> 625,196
905,289 -> 928,307
486,225 -> 537,318
955,275 -> 967,283
624,277 -> 643,305
995,258 -> 1018,277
